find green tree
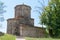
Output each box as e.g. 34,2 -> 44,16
40,0 -> 60,37
0,1 -> 5,27
0,1 -> 5,22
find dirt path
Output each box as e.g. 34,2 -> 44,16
16,38 -> 25,40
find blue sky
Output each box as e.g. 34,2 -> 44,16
0,0 -> 48,33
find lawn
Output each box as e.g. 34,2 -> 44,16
0,34 -> 16,40
25,37 -> 60,40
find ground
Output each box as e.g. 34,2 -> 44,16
25,37 -> 60,40
0,34 -> 16,40
0,34 -> 60,40
16,37 -> 25,40
16,37 -> 60,40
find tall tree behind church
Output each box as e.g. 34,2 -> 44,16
39,0 -> 60,38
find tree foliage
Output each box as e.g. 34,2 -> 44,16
40,0 -> 60,37
0,1 -> 5,22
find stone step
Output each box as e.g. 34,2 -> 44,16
16,37 -> 25,40
16,36 -> 25,40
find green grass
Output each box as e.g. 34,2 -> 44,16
0,34 -> 16,40
25,37 -> 60,40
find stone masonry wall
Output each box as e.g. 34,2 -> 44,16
19,24 -> 46,37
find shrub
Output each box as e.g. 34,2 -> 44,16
0,32 -> 4,36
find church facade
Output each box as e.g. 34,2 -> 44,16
7,4 -> 46,37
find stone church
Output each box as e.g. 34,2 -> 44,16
7,4 -> 46,37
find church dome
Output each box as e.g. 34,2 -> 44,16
15,4 -> 31,18
15,4 -> 31,9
